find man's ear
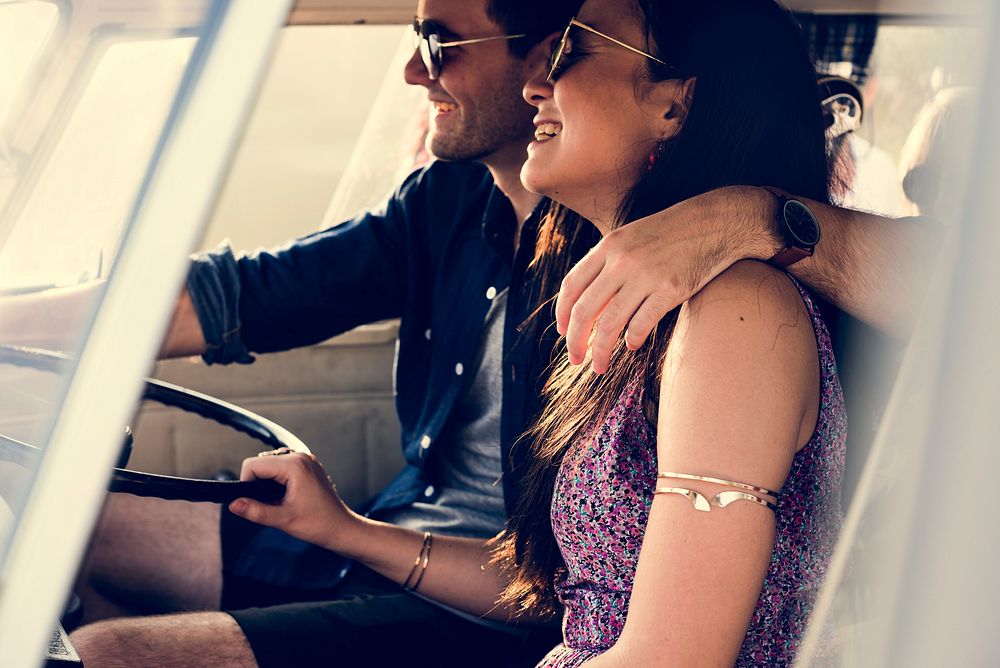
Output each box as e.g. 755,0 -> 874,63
651,78 -> 696,139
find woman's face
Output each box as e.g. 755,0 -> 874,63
521,0 -> 677,229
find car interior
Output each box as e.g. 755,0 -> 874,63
0,0 -> 991,665
139,0 -> 986,509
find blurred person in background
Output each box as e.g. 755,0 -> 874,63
899,86 -> 977,223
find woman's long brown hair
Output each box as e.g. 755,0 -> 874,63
491,201 -> 679,618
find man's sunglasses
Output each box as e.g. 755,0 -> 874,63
548,18 -> 669,82
413,17 -> 526,80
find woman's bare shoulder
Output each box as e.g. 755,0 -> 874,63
659,265 -> 819,476
685,259 -> 807,327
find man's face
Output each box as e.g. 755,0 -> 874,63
405,0 -> 537,163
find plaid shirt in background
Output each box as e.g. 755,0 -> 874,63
795,13 -> 880,84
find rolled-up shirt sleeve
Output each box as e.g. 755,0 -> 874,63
187,242 -> 254,365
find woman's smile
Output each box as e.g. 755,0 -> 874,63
533,121 -> 563,143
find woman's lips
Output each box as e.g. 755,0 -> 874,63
534,121 -> 563,142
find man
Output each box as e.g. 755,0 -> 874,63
69,1 -> 580,666
64,1 -> 937,666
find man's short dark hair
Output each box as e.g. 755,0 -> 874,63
487,0 -> 583,57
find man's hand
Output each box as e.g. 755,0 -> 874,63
229,451 -> 362,553
557,187 -> 777,374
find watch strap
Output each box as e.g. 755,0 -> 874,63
763,187 -> 815,268
768,246 -> 813,268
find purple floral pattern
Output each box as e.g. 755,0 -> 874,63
537,279 -> 847,667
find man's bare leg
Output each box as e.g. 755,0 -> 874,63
70,612 -> 257,668
77,493 -> 222,622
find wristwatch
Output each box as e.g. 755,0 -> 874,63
763,187 -> 821,268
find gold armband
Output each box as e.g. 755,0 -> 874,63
654,472 -> 780,512
654,487 -> 778,511
658,471 -> 780,497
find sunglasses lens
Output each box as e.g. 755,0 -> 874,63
413,19 -> 442,79
548,32 -> 571,81
427,34 -> 442,79
418,38 -> 436,78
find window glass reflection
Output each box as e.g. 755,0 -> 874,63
0,1 -> 60,207
0,37 -> 196,292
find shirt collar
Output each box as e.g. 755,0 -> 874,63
480,185 -> 518,266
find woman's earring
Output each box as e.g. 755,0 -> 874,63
647,141 -> 666,172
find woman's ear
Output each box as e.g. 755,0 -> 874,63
651,78 -> 696,139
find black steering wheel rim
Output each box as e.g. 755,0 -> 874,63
0,345 -> 307,503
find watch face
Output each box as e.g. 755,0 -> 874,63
783,200 -> 821,247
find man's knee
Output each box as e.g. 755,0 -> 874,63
70,612 -> 256,668
81,494 -> 223,613
89,494 -> 221,568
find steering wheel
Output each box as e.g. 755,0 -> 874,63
0,345 -> 309,504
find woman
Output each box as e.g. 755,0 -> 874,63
230,0 -> 845,664
495,0 -> 845,664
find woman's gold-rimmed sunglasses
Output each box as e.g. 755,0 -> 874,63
413,17 -> 526,80
548,18 -> 669,82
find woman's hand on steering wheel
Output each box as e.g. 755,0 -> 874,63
229,451 -> 363,554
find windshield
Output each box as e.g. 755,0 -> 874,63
0,7 -> 304,664
0,0 -> 294,661
0,14 -> 200,294
0,0 -> 214,547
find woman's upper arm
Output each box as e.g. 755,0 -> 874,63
611,260 -> 820,666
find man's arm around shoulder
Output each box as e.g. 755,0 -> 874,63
555,186 -> 937,373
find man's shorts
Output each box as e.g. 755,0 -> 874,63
219,509 -> 560,668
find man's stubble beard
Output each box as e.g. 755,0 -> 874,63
427,68 -> 535,163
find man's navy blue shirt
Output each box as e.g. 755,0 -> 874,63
188,160 -> 560,587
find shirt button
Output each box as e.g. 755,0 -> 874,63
486,286 -> 497,300
420,435 -> 432,449
455,363 -> 464,376
423,485 -> 435,498
424,329 -> 432,341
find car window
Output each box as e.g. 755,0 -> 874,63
0,5 -> 207,540
0,0 -> 61,211
200,24 -> 424,252
0,36 -> 196,292
0,0 -> 61,125
823,21 -> 982,217
0,2 -> 292,661
797,14 -> 989,667
860,23 -> 982,162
